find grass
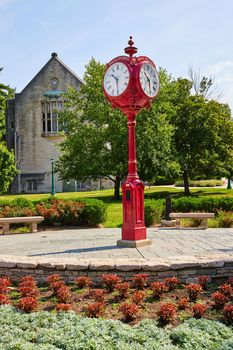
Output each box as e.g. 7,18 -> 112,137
0,186 -> 232,228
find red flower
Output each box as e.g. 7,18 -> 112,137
17,297 -> 38,312
132,274 -> 148,290
47,274 -> 61,284
56,285 -> 71,303
56,303 -> 73,312
192,303 -> 208,318
211,292 -> 229,309
165,277 -> 179,291
102,274 -> 122,292
0,294 -> 11,305
119,302 -> 139,321
131,290 -> 145,305
85,302 -> 105,318
150,282 -> 167,299
219,284 -> 233,298
75,276 -> 92,289
198,276 -> 209,290
0,277 -> 11,294
178,297 -> 189,310
115,282 -> 130,299
185,284 -> 202,301
157,302 -> 176,324
224,304 -> 233,324
89,289 -> 105,302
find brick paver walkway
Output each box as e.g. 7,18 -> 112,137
0,227 -> 233,260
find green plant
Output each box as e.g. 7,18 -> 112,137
80,199 -> 107,226
144,199 -> 164,226
215,211 -> 233,228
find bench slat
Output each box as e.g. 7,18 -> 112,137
170,213 -> 214,219
0,216 -> 44,224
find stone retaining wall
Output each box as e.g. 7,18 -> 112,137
1,254 -> 233,285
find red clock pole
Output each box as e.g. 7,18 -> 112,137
103,37 -> 160,247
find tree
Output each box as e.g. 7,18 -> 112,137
0,73 -> 18,192
188,67 -> 222,100
57,59 -> 178,199
170,78 -> 233,195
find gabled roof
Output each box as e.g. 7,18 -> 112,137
20,52 -> 83,95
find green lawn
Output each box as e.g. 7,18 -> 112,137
0,186 -> 232,228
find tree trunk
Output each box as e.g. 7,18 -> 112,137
114,176 -> 121,200
183,170 -> 190,196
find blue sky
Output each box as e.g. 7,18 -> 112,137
1,0 -> 233,110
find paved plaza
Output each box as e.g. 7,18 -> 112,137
0,227 -> 233,260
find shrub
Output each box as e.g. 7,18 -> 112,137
89,289 -> 105,302
131,290 -> 145,305
198,275 -> 209,290
102,274 -> 122,292
75,276 -> 92,289
0,294 -> 11,304
17,297 -> 38,312
144,199 -> 165,226
215,211 -> 233,228
80,199 -> 107,226
115,282 -> 130,299
85,302 -> 105,318
56,285 -> 71,303
211,292 -> 229,309
165,277 -> 179,291
224,304 -> 233,324
157,303 -> 176,324
47,274 -> 61,284
19,285 -> 39,298
151,282 -> 167,299
172,197 -> 233,214
175,179 -> 224,187
185,283 -> 202,301
50,281 -> 65,294
178,297 -> 189,310
0,277 -> 11,294
192,304 -> 208,318
132,274 -> 148,290
56,303 -> 73,312
119,302 -> 139,321
219,284 -> 233,297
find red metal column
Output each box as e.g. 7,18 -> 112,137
118,111 -> 151,247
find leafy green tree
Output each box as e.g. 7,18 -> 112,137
171,78 -> 233,195
57,59 -> 177,199
0,73 -> 18,192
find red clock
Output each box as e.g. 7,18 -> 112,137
103,37 -> 159,115
103,37 -> 160,247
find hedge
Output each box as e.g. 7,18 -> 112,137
0,198 -> 106,227
175,179 -> 224,187
144,199 -> 165,226
172,196 -> 233,213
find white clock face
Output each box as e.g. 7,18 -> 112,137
104,63 -> 130,96
139,63 -> 159,97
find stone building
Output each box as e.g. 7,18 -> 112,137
6,53 -> 113,193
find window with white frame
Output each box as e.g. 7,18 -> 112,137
41,100 -> 63,134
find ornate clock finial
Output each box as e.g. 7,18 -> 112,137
124,36 -> 138,57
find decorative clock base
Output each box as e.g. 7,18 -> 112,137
117,238 -> 151,248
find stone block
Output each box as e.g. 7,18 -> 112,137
0,261 -> 16,268
89,261 -> 115,270
200,260 -> 224,268
178,269 -> 197,276
66,262 -> 89,270
141,262 -> 170,271
17,262 -> 38,269
170,262 -> 200,270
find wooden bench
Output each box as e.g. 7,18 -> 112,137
169,212 -> 214,229
0,216 -> 44,234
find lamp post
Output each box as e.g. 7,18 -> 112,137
103,37 -> 160,247
227,178 -> 232,190
51,158 -> 56,196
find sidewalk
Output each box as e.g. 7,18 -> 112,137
0,227 -> 233,260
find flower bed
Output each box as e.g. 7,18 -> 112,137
1,273 -> 233,328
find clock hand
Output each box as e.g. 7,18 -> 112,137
144,72 -> 151,94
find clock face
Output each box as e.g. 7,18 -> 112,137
139,63 -> 159,97
104,62 -> 130,97
51,77 -> 59,88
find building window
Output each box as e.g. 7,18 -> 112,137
42,100 -> 63,134
27,180 -> 37,191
